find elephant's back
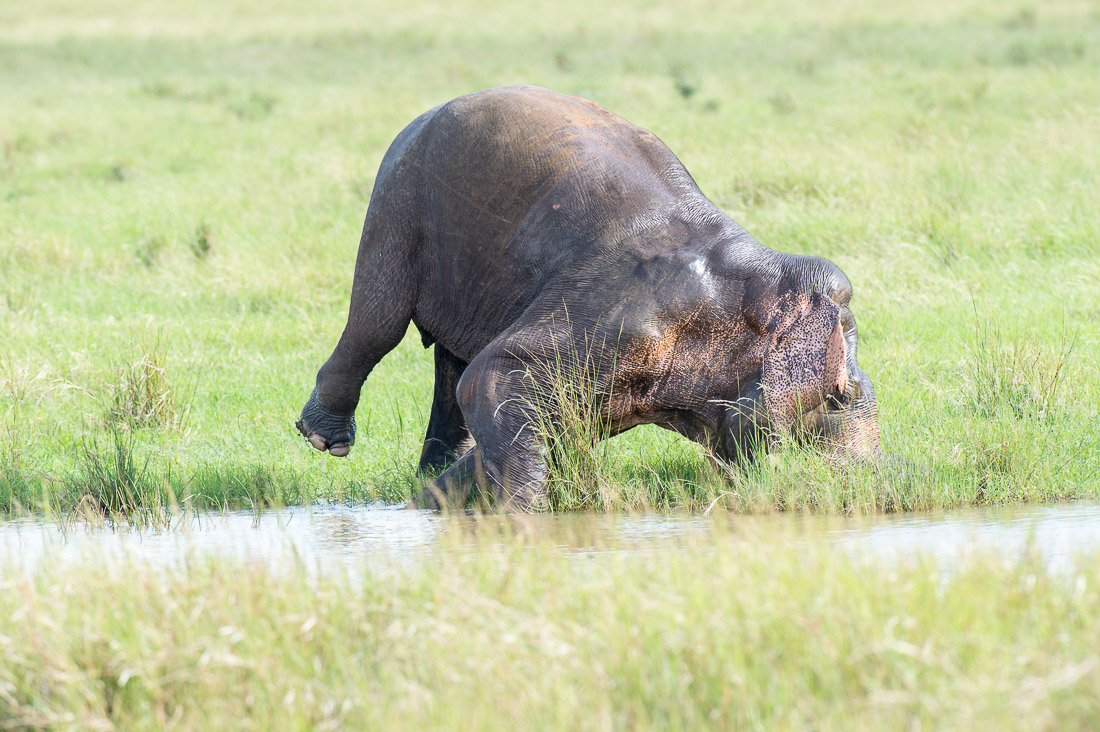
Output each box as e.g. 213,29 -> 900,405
396,87 -> 701,358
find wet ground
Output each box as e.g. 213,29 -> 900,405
3,501 -> 1100,575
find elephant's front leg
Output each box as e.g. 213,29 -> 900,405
412,342 -> 555,512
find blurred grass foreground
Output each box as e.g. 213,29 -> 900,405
4,533 -> 1100,728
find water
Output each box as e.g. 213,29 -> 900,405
3,501 -> 1100,575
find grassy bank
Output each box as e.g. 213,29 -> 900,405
1,0 -> 1098,513
2,534 -> 1098,729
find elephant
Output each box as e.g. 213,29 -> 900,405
296,85 -> 881,511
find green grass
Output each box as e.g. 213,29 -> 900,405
2,532 -> 1099,729
1,0 -> 1099,514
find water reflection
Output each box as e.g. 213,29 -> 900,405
2,501 -> 1099,575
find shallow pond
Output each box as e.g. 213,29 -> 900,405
3,501 -> 1100,575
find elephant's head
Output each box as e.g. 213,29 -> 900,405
714,254 -> 881,464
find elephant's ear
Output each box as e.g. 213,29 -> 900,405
761,296 -> 847,431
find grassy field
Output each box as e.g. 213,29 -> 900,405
2,534 -> 1099,729
1,0 -> 1099,513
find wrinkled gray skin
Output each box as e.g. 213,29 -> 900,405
297,86 -> 881,511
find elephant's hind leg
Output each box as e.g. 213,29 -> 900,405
297,212 -> 418,457
418,345 -> 471,474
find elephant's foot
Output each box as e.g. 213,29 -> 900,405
407,483 -> 449,510
296,389 -> 356,457
407,447 -> 487,511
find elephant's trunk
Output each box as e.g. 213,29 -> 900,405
800,364 -> 882,461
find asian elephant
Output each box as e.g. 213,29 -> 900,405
296,85 -> 881,511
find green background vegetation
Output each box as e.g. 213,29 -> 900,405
1,0 -> 1098,512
